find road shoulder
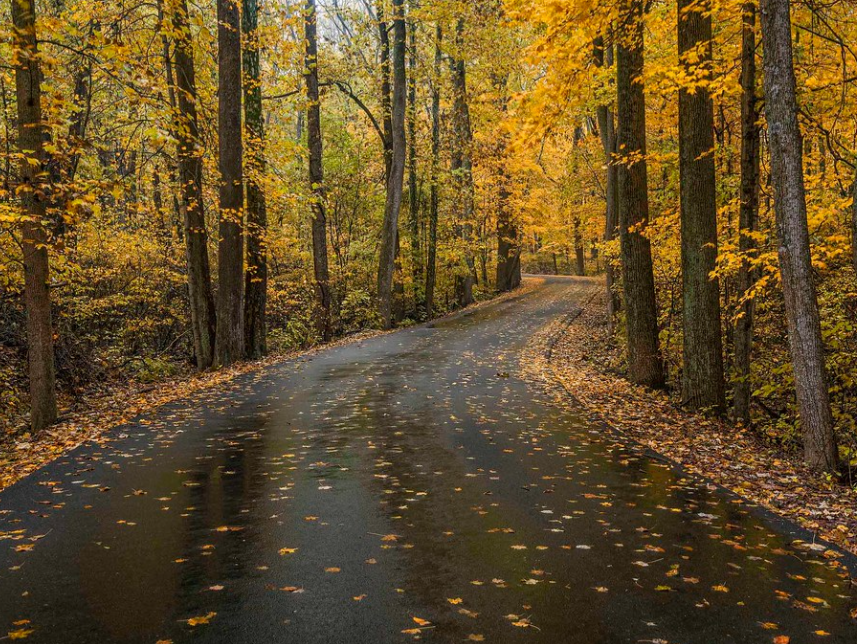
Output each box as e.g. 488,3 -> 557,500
523,277 -> 857,563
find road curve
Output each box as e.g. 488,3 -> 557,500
1,276 -> 855,643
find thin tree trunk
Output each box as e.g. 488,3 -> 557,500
243,0 -> 268,358
305,0 -> 333,340
377,0 -> 394,181
12,0 -> 58,432
425,24 -> 441,318
733,0 -> 760,423
760,0 -> 838,471
376,0 -> 407,328
594,36 -> 620,334
173,0 -> 216,369
574,218 -> 585,275
616,0 -> 665,388
215,0 -> 245,366
451,18 -> 476,307
407,18 -> 423,316
851,175 -> 857,275
678,0 -> 725,412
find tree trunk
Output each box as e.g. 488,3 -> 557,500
616,0 -> 665,388
733,0 -> 760,423
851,175 -> 857,276
11,0 -> 58,432
678,0 -> 725,412
376,0 -> 407,328
495,74 -> 521,293
451,19 -> 476,307
407,18 -> 423,316
172,0 -> 216,369
594,36 -> 621,335
243,0 -> 268,358
214,0 -> 245,366
305,0 -> 333,340
425,24 -> 441,318
495,167 -> 520,291
760,0 -> 838,471
574,218 -> 585,275
377,0 -> 394,181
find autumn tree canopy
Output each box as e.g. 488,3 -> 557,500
2,0 -> 857,472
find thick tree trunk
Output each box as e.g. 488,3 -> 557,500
425,25 -> 441,318
407,19 -> 423,316
173,0 -> 216,369
376,0 -> 407,328
616,0 -> 665,388
760,0 -> 838,471
495,169 -> 521,291
11,0 -> 58,432
214,0 -> 245,366
451,19 -> 476,307
243,0 -> 268,358
304,0 -> 333,340
733,0 -> 760,423
495,74 -> 521,293
678,0 -> 725,412
594,37 -> 621,335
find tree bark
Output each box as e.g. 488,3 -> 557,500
214,0 -> 245,366
495,73 -> 521,293
376,0 -> 407,328
305,0 -> 333,340
760,0 -> 838,470
851,175 -> 857,276
377,0 -> 394,181
594,36 -> 621,334
11,0 -> 58,432
450,19 -> 476,307
677,0 -> 725,412
243,0 -> 268,358
172,0 -> 216,369
407,18 -> 423,316
574,218 -> 585,275
425,24 -> 441,318
733,0 -> 760,423
616,0 -> 665,388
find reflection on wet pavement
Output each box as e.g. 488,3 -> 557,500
1,277 -> 855,643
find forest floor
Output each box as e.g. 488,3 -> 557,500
0,282 -> 537,493
524,277 -> 857,559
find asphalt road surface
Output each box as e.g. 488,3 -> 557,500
1,276 -> 855,643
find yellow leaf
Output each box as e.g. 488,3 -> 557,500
8,629 -> 35,640
186,612 -> 216,626
412,617 -> 431,626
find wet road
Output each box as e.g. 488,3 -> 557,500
1,276 -> 855,643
